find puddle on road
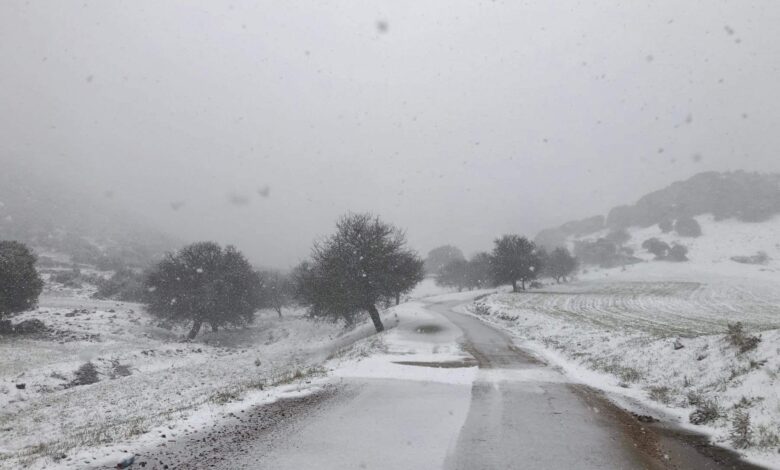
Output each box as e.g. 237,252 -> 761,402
392,359 -> 477,369
414,324 -> 444,334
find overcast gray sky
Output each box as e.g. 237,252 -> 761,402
2,1 -> 780,267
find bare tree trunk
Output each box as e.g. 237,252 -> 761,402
367,304 -> 384,333
188,320 -> 203,339
395,293 -> 400,306
521,279 -> 526,290
512,280 -> 517,292
275,307 -> 283,318
211,323 -> 219,333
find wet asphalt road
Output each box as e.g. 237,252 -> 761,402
218,300 -> 651,469
145,299 -> 762,470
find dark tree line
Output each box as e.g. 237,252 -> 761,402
435,253 -> 493,291
432,236 -> 578,293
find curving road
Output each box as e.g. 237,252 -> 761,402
146,299 -> 762,470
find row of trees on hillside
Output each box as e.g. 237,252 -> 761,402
2,213 -> 423,339
4,215 -> 578,341
140,213 -> 423,336
431,237 -> 578,292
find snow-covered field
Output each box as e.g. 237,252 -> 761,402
0,288 -> 384,469
463,215 -> 780,467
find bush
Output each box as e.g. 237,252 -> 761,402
13,319 -> 47,334
731,252 -> 770,265
71,362 -> 99,386
674,217 -> 702,237
50,269 -> 84,288
667,244 -> 689,262
93,269 -> 146,302
730,410 -> 753,449
573,238 -> 639,268
641,238 -> 670,259
0,241 -> 44,319
726,322 -> 761,353
658,219 -> 673,233
689,400 -> 721,425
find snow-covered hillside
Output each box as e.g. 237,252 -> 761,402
0,289 -> 384,469
463,214 -> 780,467
573,213 -> 780,282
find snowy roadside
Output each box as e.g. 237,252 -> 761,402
457,279 -> 780,468
0,291 -> 388,470
326,300 -> 478,385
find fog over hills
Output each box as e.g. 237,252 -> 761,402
0,162 -> 178,267
535,170 -> 780,250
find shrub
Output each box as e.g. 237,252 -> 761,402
13,318 -> 47,334
472,302 -> 491,316
667,244 -> 689,262
674,217 -> 702,237
648,386 -> 671,404
110,359 -> 132,378
689,399 -> 721,425
659,219 -> 673,233
729,410 -> 753,449
726,322 -> 761,353
573,238 -> 639,268
71,362 -> 99,386
93,269 -> 146,302
731,252 -> 770,265
641,238 -> 670,259
50,269 -> 84,288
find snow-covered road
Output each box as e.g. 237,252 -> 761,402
431,301 -> 646,469
147,298 -> 764,469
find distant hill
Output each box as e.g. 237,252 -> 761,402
0,166 -> 178,269
536,171 -> 780,251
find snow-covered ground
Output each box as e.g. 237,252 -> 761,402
329,300 -> 478,385
0,289 -> 384,469
460,215 -> 780,467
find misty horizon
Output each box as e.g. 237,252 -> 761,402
3,1 -> 780,267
